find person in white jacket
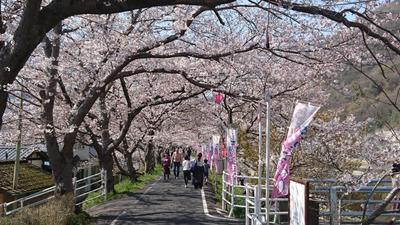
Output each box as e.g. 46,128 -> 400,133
182,155 -> 191,188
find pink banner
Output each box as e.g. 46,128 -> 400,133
272,102 -> 319,198
272,127 -> 306,197
211,135 -> 220,171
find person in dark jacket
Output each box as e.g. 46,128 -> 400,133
192,153 -> 205,189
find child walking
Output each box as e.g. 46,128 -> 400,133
162,153 -> 171,181
182,155 -> 191,188
203,159 -> 210,184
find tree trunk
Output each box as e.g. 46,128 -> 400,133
126,152 -> 138,181
0,88 -> 7,130
99,151 -> 115,193
41,23 -> 74,194
145,140 -> 155,173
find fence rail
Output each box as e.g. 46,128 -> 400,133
1,168 -> 107,216
222,171 -> 400,225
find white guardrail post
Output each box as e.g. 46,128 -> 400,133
103,169 -> 107,201
330,186 -> 339,225
73,176 -> 77,196
231,182 -> 235,216
245,184 -> 250,225
222,171 -> 226,211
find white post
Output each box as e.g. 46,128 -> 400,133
102,169 -> 107,201
222,171 -> 226,211
330,186 -> 339,225
256,103 -> 262,219
228,183 -> 234,217
231,184 -> 235,215
265,92 -> 271,224
245,184 -> 249,225
73,176 -> 77,196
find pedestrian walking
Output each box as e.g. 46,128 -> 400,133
182,155 -> 191,188
191,153 -> 205,189
203,159 -> 210,184
172,148 -> 183,179
162,153 -> 171,181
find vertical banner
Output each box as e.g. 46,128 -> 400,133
211,135 -> 220,171
226,128 -> 237,185
208,139 -> 213,169
201,144 -> 206,160
272,102 -> 320,198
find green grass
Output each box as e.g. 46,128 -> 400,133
209,171 -> 246,218
83,165 -> 162,209
209,171 -> 223,204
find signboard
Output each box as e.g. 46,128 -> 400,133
289,178 -> 310,225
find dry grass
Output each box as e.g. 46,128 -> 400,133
0,194 -> 89,225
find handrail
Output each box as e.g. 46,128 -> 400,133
225,171 -> 400,225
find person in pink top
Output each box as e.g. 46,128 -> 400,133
162,153 -> 171,181
172,148 -> 183,179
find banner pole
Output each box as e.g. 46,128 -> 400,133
265,92 -> 271,224
257,103 -> 262,219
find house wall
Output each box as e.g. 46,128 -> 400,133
30,159 -> 42,168
74,146 -> 90,161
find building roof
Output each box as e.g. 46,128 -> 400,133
0,144 -> 47,161
0,146 -> 33,161
0,161 -> 54,196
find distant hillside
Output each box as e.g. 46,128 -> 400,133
328,1 -> 400,129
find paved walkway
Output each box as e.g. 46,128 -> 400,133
89,176 -> 243,225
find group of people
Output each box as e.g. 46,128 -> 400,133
162,148 -> 210,189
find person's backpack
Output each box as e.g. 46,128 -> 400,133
190,161 -> 196,173
191,160 -> 204,174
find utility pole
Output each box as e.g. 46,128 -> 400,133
13,88 -> 23,190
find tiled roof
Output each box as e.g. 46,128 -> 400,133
0,161 -> 54,196
0,146 -> 33,161
0,144 -> 47,161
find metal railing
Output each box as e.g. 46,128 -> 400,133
244,183 -> 289,225
310,182 -> 400,225
221,171 -> 289,222
1,168 -> 107,216
221,171 -> 400,225
239,176 -> 400,225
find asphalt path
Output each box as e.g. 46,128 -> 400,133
89,175 -> 244,225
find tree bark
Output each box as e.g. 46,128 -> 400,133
99,151 -> 115,193
0,88 -> 7,130
126,151 -> 138,181
145,140 -> 155,173
40,23 -> 74,193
